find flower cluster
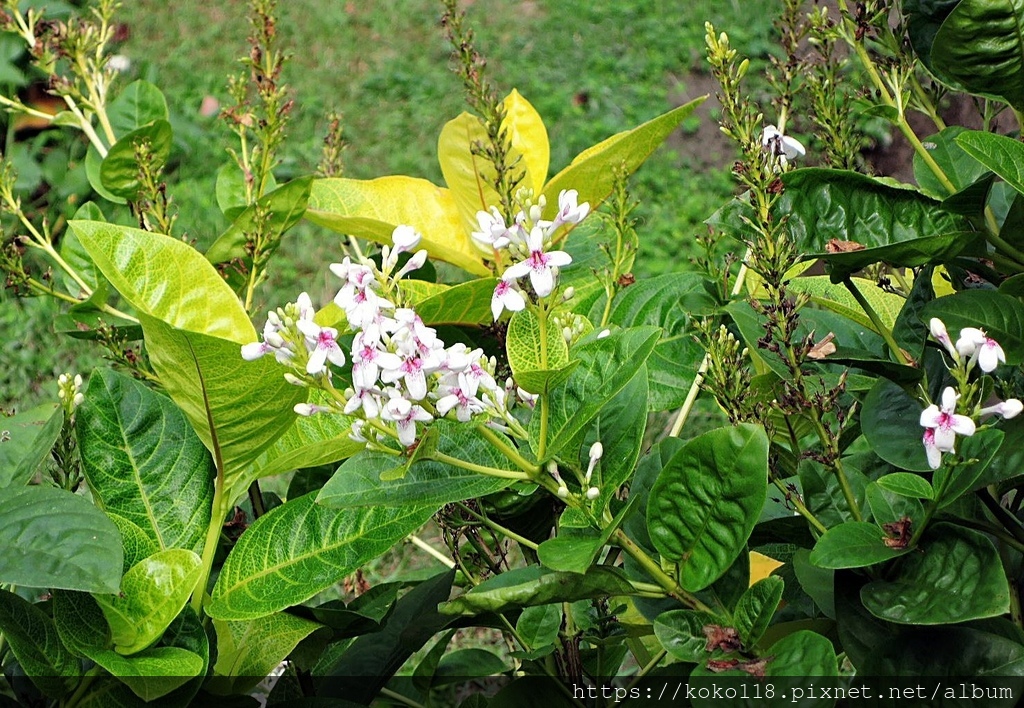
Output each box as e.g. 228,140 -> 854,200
919,318 -> 1021,469
242,226 -> 510,447
472,189 -> 589,320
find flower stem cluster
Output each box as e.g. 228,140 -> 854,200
475,189 -> 588,319
920,318 -> 1021,469
243,226 -> 513,449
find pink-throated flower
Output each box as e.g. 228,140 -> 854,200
502,225 -> 572,297
956,328 -> 1006,373
920,387 -> 976,466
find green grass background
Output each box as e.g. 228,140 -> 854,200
2,0 -> 780,408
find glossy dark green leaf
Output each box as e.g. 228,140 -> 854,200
94,549 -> 202,655
414,278 -> 499,326
77,369 -> 214,553
914,127 -> 992,200
622,437 -> 685,554
0,590 -> 78,698
204,177 -> 313,264
905,0 -> 963,79
315,570 -> 455,704
0,485 -> 122,593
792,549 -> 835,620
861,378 -> 931,472
863,626 -> 1024,689
689,630 -> 837,689
440,565 -> 634,615
865,482 -> 924,529
539,498 -> 635,573
0,403 -> 62,488
861,523 -> 1010,624
958,131 -> 1024,200
809,521 -> 912,569
107,80 -> 169,134
653,609 -> 722,662
934,428 -> 1003,508
647,424 -> 769,592
208,493 -> 437,620
99,120 -> 173,199
709,169 -> 975,280
215,162 -> 278,219
601,273 -> 715,410
210,613 -> 322,694
931,0 -> 1024,110
318,420 -> 514,509
309,582 -> 399,636
434,648 -> 508,686
734,576 -> 784,648
923,290 -> 1024,365
531,326 -> 660,458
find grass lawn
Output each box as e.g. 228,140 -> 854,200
2,0 -> 780,407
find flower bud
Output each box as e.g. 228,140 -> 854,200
586,487 -> 600,500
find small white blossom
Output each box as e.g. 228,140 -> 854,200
980,399 -> 1024,419
922,428 -> 942,470
491,280 -> 527,320
551,189 -> 590,229
296,319 -> 346,375
929,318 -> 958,359
956,328 -> 1006,372
471,207 -> 512,251
391,225 -> 422,254
502,225 -> 573,297
586,487 -> 601,500
920,387 -> 976,453
381,393 -> 433,446
294,402 -> 330,417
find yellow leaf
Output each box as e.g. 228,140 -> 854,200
502,89 -> 549,195
931,266 -> 956,297
305,176 -> 488,277
749,551 -> 784,586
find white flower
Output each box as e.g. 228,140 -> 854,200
435,372 -> 486,422
920,386 -> 976,453
501,225 -> 572,297
761,124 -> 805,163
929,317 -> 958,359
391,225 -> 422,254
294,402 -> 330,417
552,189 -> 590,229
585,441 -> 603,483
471,207 -> 512,251
381,394 -> 432,446
922,427 -> 942,470
956,327 -> 1006,372
980,399 -> 1024,419
106,54 -> 131,73
296,319 -> 346,375
491,280 -> 527,320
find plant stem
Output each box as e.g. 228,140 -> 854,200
431,451 -> 530,480
191,483 -> 229,614
772,478 -> 827,534
627,649 -> 668,691
476,424 -> 538,475
842,277 -> 910,366
407,534 -> 456,568
454,502 -> 540,550
378,688 -> 426,708
612,529 -> 715,614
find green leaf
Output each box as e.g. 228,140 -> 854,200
865,482 -> 924,528
647,424 -> 769,592
923,290 -> 1024,365
60,202 -> 107,294
0,485 -> 122,593
792,548 -> 835,620
440,565 -> 634,616
210,613 -> 322,694
863,626 -> 1024,683
204,177 -> 313,264
99,120 -> 173,199
53,590 -> 110,656
76,369 -> 214,553
208,493 -> 437,620
875,472 -> 934,500
914,127 -> 993,200
109,514 -> 159,572
0,590 -> 78,699
782,276 -> 904,334
601,273 -> 714,411
539,497 -> 636,573
94,548 -> 202,655
305,176 -> 488,276
904,0 -> 962,80
957,130 -> 1024,196
861,378 -> 931,472
317,420 -> 515,509
934,428 -> 1003,508
315,570 -> 455,704
70,221 -> 304,493
434,648 -> 508,687
107,80 -> 169,134
515,604 -> 562,649
734,576 -> 784,648
542,97 -> 706,220
531,326 -> 660,458
88,647 -> 204,702
709,169 -> 976,280
931,0 -> 1024,110
653,609 -> 721,663
862,523 -> 1010,624
506,308 -> 572,394
215,161 -> 277,219
809,521 -> 912,569
0,403 -> 62,488
244,404 -> 363,484
309,582 -> 400,636
413,278 -> 499,325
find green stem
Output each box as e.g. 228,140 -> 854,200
431,451 -> 530,480
407,534 -> 456,568
454,502 -> 539,550
378,688 -> 426,708
978,488 -> 1024,545
843,277 -> 910,366
612,529 -> 715,614
627,649 -> 668,691
476,425 -> 538,475
773,478 -> 827,534
191,484 -> 229,614
536,302 -> 550,460
64,665 -> 103,708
